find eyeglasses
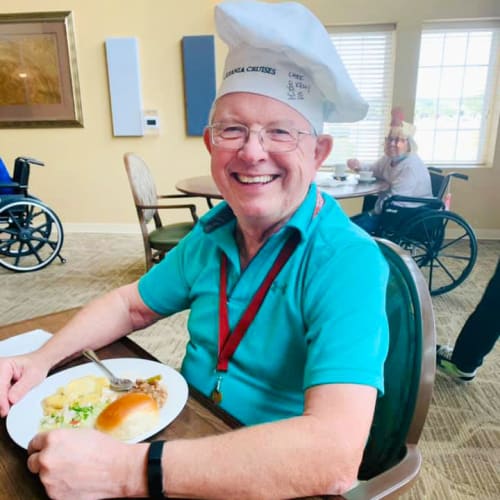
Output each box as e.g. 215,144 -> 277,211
207,122 -> 316,153
385,136 -> 407,144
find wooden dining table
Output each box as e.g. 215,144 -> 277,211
0,309 -> 338,500
176,174 -> 389,202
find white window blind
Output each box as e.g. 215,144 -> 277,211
415,21 -> 500,166
324,25 -> 395,166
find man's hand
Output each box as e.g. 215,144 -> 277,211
27,428 -> 149,500
0,356 -> 49,417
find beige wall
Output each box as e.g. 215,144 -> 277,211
2,0 -> 500,236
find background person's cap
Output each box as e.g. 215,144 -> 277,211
214,0 -> 368,133
389,107 -> 416,138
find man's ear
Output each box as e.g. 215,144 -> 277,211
203,128 -> 213,153
314,134 -> 333,167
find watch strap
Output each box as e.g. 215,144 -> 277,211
147,440 -> 166,499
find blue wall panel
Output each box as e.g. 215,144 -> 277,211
181,35 -> 216,136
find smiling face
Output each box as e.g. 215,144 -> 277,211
204,92 -> 332,235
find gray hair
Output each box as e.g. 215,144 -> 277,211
407,135 -> 418,153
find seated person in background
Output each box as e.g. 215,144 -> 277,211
0,157 -> 15,194
0,2 -> 389,499
349,107 -> 433,234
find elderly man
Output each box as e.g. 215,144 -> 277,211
349,107 -> 433,234
0,1 -> 389,498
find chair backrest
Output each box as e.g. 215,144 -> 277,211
429,170 -> 450,200
358,238 -> 435,480
124,152 -> 159,224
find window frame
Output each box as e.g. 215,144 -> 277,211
414,20 -> 500,168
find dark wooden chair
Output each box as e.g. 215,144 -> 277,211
331,238 -> 436,499
124,152 -> 199,270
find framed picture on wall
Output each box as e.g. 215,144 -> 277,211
0,11 -> 83,128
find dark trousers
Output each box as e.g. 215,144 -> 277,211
452,258 -> 500,372
351,212 -> 381,235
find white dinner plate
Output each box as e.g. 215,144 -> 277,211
6,358 -> 188,449
0,329 -> 52,357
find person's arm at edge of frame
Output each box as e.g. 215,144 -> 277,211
0,281 -> 161,416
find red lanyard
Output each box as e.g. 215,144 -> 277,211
211,190 -> 323,404
217,230 -> 300,372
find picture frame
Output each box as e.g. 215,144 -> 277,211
0,11 -> 83,128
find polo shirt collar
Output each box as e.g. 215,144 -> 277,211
199,183 -> 319,257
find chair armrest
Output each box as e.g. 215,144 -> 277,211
338,445 -> 422,500
137,203 -> 198,222
382,195 -> 444,212
159,192 -> 215,209
157,194 -> 198,200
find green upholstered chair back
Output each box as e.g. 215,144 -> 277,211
358,239 -> 435,481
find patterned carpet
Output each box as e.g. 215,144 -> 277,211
1,234 -> 498,499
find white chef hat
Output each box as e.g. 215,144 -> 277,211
214,0 -> 368,133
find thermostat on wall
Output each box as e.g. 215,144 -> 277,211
143,110 -> 160,130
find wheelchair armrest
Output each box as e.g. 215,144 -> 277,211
382,195 -> 444,212
16,157 -> 45,167
450,172 -> 468,181
428,167 -> 443,174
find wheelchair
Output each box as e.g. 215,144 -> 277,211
370,168 -> 477,296
0,156 -> 66,272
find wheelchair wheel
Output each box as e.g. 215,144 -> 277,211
394,210 -> 477,296
0,199 -> 64,272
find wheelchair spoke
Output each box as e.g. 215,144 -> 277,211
0,238 -> 17,253
13,242 -> 26,267
435,252 -> 470,262
25,240 -> 44,264
0,227 -> 20,237
438,231 -> 470,252
428,258 -> 436,292
432,254 -> 458,283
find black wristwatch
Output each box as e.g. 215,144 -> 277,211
147,440 -> 166,499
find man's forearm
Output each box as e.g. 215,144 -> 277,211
160,415 -> 362,499
155,384 -> 376,499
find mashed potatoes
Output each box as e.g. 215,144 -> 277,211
40,375 -> 118,431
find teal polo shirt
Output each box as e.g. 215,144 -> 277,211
138,184 -> 389,425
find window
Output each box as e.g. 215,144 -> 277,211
324,25 -> 395,165
415,21 -> 500,166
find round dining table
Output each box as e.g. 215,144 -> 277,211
176,175 -> 389,201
